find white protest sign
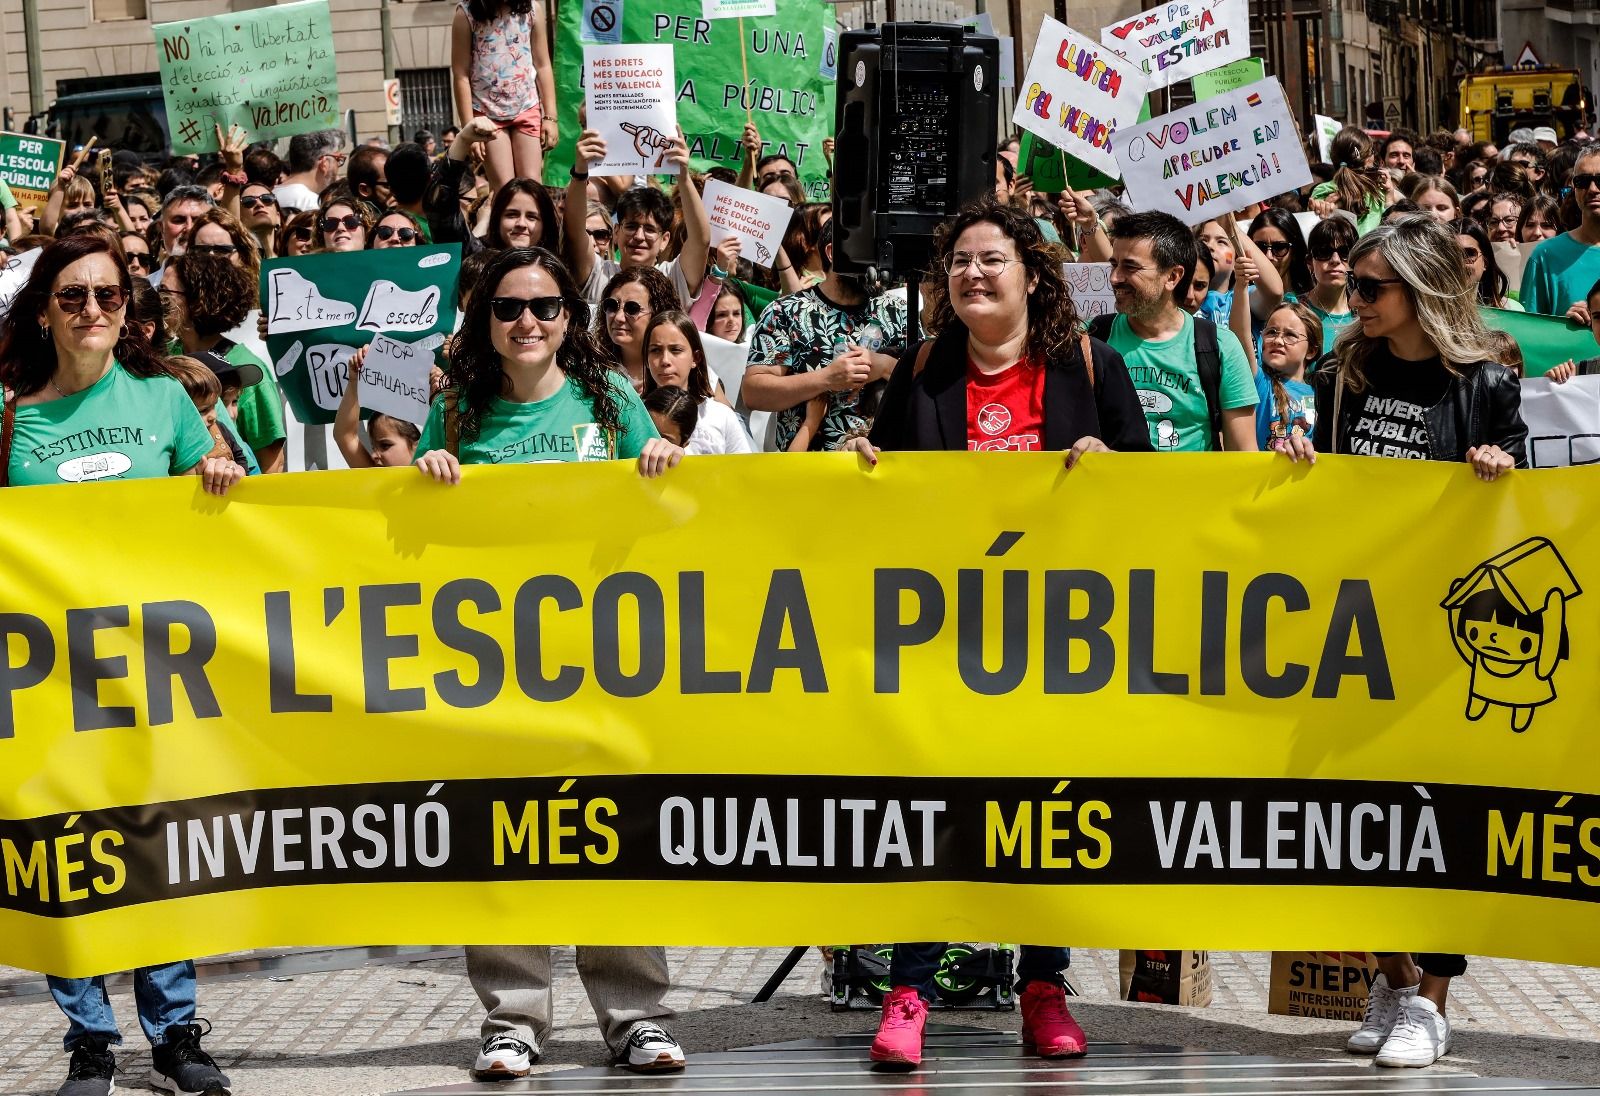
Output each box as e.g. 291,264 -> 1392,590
703,0 -> 773,18
1013,17 -> 1149,179
0,247 -> 41,323
266,267 -> 358,333
1314,114 -> 1340,162
584,44 -> 679,177
702,178 -> 792,268
1101,0 -> 1249,90
1521,375 -> 1600,468
359,334 -> 433,425
1114,77 -> 1312,225
1062,262 -> 1117,318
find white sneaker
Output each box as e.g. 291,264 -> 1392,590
472,1034 -> 535,1079
1376,996 -> 1452,1068
619,1022 -> 686,1072
1347,973 -> 1418,1054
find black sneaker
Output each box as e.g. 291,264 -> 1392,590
149,1021 -> 231,1096
58,1040 -> 116,1096
617,1021 -> 685,1073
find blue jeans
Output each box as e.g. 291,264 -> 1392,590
48,961 -> 197,1050
890,944 -> 1069,1001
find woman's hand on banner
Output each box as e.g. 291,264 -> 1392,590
417,450 -> 462,485
840,436 -> 878,467
191,457 -> 245,496
637,438 -> 684,478
1064,436 -> 1109,471
1466,444 -> 1514,482
1565,301 -> 1591,328
1547,359 -> 1578,384
1275,434 -> 1317,465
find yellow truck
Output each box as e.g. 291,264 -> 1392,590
1459,67 -> 1588,144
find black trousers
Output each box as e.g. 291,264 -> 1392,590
1374,953 -> 1468,978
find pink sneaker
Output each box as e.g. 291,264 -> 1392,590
869,986 -> 928,1068
1021,981 -> 1088,1058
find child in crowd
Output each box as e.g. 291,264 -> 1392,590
334,349 -> 424,467
164,353 -> 255,470
644,386 -> 698,447
451,0 -> 556,191
1253,302 -> 1322,452
642,311 -> 751,455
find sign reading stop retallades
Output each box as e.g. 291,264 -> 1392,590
0,131 -> 65,210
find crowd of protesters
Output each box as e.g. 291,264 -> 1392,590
3,6 -> 1599,1089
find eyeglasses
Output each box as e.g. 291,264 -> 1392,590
240,194 -> 278,209
759,169 -> 796,185
290,225 -> 315,241
587,227 -> 613,243
54,284 -> 127,314
1257,241 -> 1293,257
1460,246 -> 1482,262
189,243 -> 238,257
1344,274 -> 1403,303
1261,327 -> 1306,343
1573,173 -> 1600,192
619,220 -> 661,238
602,298 -> 647,318
944,251 -> 1022,277
1311,246 -> 1350,262
321,214 -> 362,233
124,252 -> 153,270
490,295 -> 564,322
374,224 -> 418,243
1488,215 -> 1519,228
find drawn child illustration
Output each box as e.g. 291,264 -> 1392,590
1441,537 -> 1581,732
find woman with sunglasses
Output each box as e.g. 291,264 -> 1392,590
1456,219 -> 1521,312
121,231 -> 155,278
276,210 -> 318,257
1277,214 -> 1524,1069
239,182 -> 282,259
1521,146 -> 1600,318
414,248 -> 682,474
1303,217 -> 1358,355
317,197 -> 371,252
185,209 -> 261,278
1248,208 -> 1312,300
595,267 -> 680,395
369,210 -> 424,249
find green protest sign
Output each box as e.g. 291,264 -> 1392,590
154,0 -> 340,155
548,0 -> 835,200
261,245 -> 460,426
1481,306 -> 1594,378
1192,57 -> 1266,102
1018,131 -> 1068,194
0,131 -> 64,209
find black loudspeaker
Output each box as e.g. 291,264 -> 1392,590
833,22 -> 999,278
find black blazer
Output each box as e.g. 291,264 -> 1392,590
867,328 -> 1155,453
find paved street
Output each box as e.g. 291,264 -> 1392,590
2,949 -> 1599,1094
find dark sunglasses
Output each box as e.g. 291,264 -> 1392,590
54,284 -> 127,314
321,214 -> 362,233
759,169 -> 795,185
1310,245 -> 1350,262
290,225 -> 314,241
374,224 -> 417,243
490,295 -> 564,322
124,251 -> 153,269
240,194 -> 278,209
1460,246 -> 1482,262
587,227 -> 613,243
1573,173 -> 1600,192
1344,274 -> 1403,304
189,243 -> 237,257
1256,240 -> 1293,257
601,298 -> 646,318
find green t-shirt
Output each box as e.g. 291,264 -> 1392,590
1309,181 -> 1383,236
0,179 -> 15,212
6,364 -> 215,487
224,341 -> 287,452
1106,312 -> 1257,452
1519,232 -> 1600,318
414,373 -> 659,465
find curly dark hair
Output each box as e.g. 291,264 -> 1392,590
487,178 -> 560,251
594,266 -> 680,362
0,235 -> 168,397
446,247 -> 624,448
925,200 -> 1083,364
172,252 -> 256,337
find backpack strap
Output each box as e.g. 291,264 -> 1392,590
911,339 -> 935,379
1191,315 -> 1225,449
1,388 -> 14,489
443,391 -> 462,458
1079,331 -> 1095,388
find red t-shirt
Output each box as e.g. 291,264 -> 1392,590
967,355 -> 1045,452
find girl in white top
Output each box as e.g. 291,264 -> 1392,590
643,311 -> 753,455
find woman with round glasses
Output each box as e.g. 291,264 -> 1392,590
594,267 -> 680,394
316,197 -> 371,252
369,210 -> 423,250
414,248 -> 682,475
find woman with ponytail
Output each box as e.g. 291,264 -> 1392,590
1310,127 -> 1391,234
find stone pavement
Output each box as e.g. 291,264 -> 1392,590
2,948 -> 1599,1095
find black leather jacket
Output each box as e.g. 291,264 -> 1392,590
1310,359 -> 1528,467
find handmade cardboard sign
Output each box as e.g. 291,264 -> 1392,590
1013,16 -> 1149,179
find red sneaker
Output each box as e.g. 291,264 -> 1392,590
1020,981 -> 1088,1058
869,986 -> 928,1068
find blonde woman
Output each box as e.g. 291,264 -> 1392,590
1278,214 -> 1527,1067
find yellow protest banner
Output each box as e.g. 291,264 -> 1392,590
1,453 -> 1597,977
